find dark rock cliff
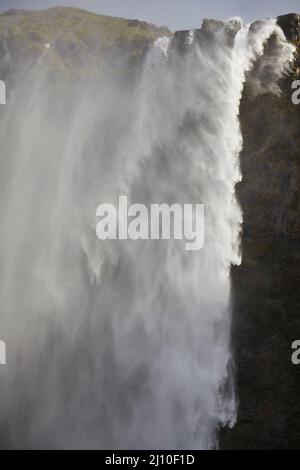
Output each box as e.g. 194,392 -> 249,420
220,13 -> 300,449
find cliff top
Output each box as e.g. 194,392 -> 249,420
0,7 -> 171,76
0,8 -> 300,79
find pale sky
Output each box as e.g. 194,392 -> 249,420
0,0 -> 299,30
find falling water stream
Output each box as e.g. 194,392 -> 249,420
0,18 -> 294,449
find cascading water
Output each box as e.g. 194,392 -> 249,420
0,18 -> 294,449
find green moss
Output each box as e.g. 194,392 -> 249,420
0,7 -> 172,74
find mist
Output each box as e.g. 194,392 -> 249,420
0,17 -> 294,449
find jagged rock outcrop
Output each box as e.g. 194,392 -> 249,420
278,13 -> 300,79
278,13 -> 300,43
172,18 -> 242,54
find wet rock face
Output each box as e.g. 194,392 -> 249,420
201,18 -> 224,34
277,13 -> 300,43
221,14 -> 300,450
172,30 -> 194,54
172,18 -> 242,54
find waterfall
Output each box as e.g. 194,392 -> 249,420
0,19 -> 294,449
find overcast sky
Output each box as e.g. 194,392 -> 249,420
0,0 -> 298,30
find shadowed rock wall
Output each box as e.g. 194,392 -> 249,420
221,13 -> 300,450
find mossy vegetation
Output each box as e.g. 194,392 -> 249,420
0,7 -> 172,75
